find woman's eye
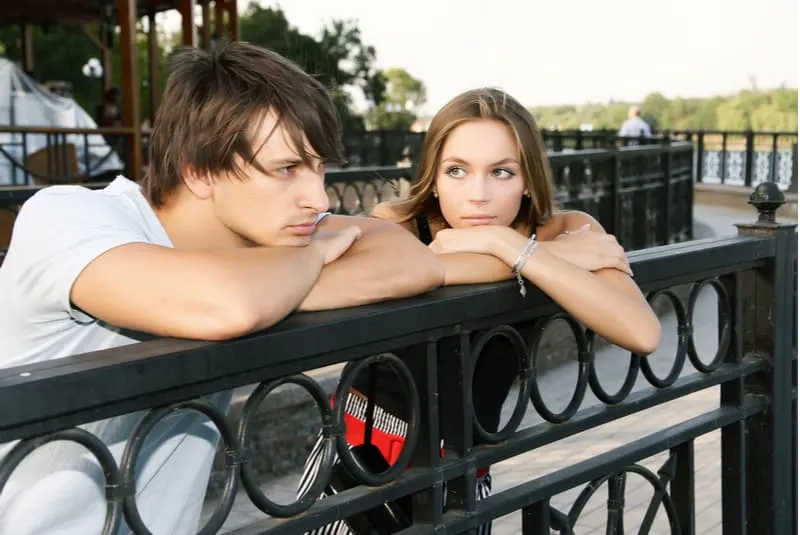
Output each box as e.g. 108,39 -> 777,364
446,166 -> 467,178
492,168 -> 515,179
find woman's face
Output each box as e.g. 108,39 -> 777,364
434,119 -> 527,229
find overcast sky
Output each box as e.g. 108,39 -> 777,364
163,0 -> 798,114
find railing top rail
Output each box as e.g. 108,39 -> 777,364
0,166 -> 416,205
666,129 -> 798,136
541,128 -> 799,136
0,233 -> 777,439
0,125 -> 137,136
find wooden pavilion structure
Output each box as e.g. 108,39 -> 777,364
0,0 -> 240,180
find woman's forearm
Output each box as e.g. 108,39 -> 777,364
494,238 -> 661,355
439,253 -> 513,285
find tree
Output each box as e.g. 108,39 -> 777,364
382,67 -> 426,111
0,22 -> 169,123
527,88 -> 797,132
238,3 -> 385,130
365,68 -> 426,130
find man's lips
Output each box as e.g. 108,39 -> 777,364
286,222 -> 317,235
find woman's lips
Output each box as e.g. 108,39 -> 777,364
461,216 -> 496,225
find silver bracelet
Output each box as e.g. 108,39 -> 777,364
512,233 -> 538,297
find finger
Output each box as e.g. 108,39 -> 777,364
563,223 -> 591,237
618,258 -> 633,276
345,225 -> 362,241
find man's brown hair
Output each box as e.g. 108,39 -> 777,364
143,41 -> 344,206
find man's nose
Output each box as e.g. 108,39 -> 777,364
301,171 -> 330,213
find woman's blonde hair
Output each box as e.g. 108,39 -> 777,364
391,88 -> 554,230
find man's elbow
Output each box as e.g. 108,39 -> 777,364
186,298 -> 261,341
192,282 -> 296,341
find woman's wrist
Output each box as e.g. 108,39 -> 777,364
489,227 -> 533,266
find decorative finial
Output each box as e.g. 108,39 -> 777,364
748,182 -> 785,223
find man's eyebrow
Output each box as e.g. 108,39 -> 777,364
263,157 -> 305,167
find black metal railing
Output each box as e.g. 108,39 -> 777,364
668,130 -> 798,191
321,142 -> 695,251
0,125 -> 139,186
0,142 -> 695,259
0,184 -> 796,534
337,129 -> 799,193
3,126 -> 796,193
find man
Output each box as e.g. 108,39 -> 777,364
0,42 -> 443,534
95,87 -> 122,127
617,105 -> 653,138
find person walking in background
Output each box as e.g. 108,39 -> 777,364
618,105 -> 653,138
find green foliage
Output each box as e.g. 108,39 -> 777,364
0,4 -> 387,129
365,67 -> 427,129
238,2 -> 386,130
0,23 -> 170,124
529,89 -> 798,132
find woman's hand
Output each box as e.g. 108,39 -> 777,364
429,223 -> 631,276
541,229 -> 632,275
428,226 -> 525,257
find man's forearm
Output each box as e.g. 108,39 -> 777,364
299,226 -> 443,311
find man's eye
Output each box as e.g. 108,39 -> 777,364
276,165 -> 297,176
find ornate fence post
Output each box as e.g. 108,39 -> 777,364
734,182 -> 797,534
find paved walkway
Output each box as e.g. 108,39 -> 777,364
211,204 -> 793,534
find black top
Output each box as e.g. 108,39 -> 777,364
415,213 -> 434,245
350,214 -> 520,440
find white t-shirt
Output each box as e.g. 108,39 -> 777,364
618,116 -> 653,138
0,176 -> 232,534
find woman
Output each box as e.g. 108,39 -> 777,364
300,88 -> 661,534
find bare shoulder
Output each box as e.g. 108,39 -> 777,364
370,201 -> 403,220
537,210 -> 606,241
369,201 -> 417,235
561,210 -> 606,232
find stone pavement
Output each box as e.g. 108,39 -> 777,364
208,205 -> 765,534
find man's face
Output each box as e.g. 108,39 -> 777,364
210,112 -> 330,247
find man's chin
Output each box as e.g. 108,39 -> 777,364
275,235 -> 313,248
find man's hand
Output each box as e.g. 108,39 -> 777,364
311,226 -> 362,265
298,215 -> 443,311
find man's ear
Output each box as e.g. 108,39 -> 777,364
182,166 -> 214,200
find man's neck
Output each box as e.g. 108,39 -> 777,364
152,193 -> 250,250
